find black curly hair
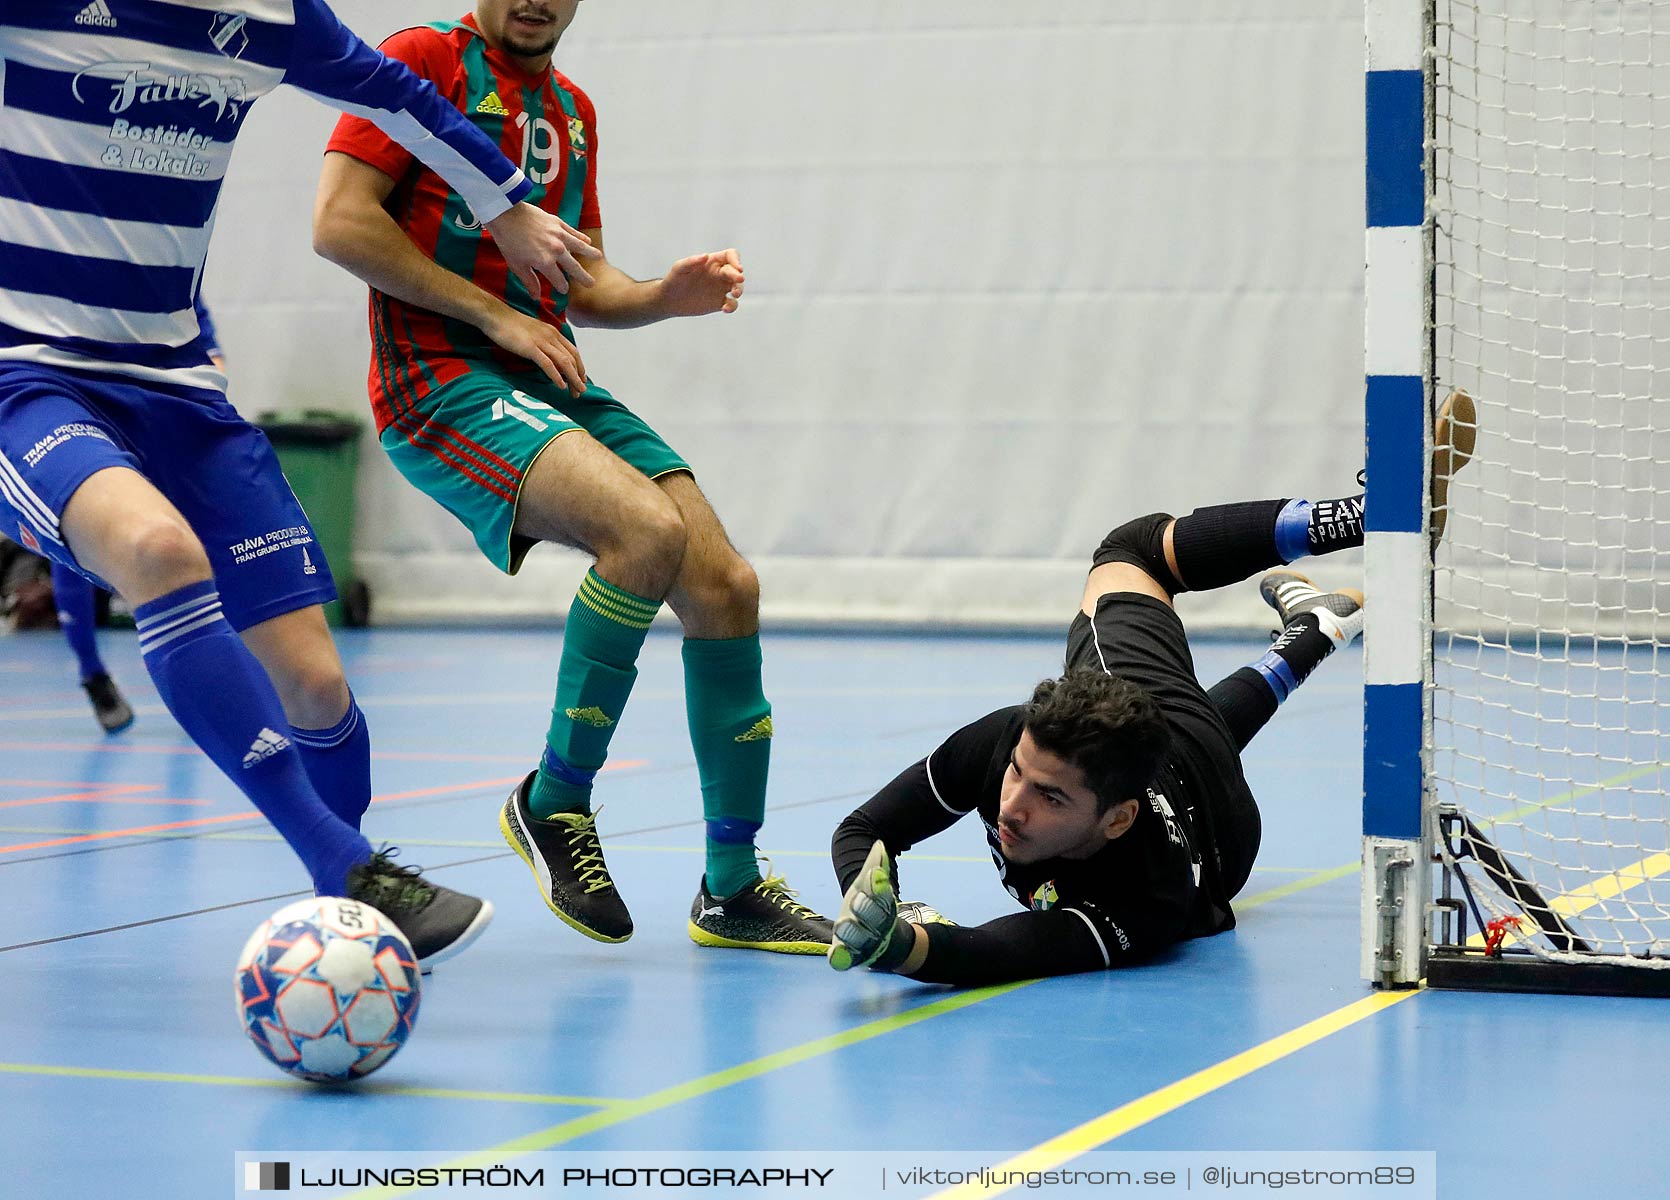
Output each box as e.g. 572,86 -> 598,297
1021,670 -> 1171,814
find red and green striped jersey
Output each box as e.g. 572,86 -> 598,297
325,14 -> 600,431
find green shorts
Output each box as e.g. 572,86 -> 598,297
380,368 -> 689,574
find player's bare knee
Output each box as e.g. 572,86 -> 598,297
718,556 -> 760,619
278,663 -> 351,728
596,495 -> 686,594
687,553 -> 759,624
634,496 -> 688,573
125,517 -> 212,596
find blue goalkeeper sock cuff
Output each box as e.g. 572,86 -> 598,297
1273,499 -> 1312,564
1252,651 -> 1300,703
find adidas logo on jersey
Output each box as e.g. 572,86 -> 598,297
476,91 -> 510,116
75,0 -> 118,27
243,728 -> 291,769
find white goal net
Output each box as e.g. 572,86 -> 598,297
1430,0 -> 1670,968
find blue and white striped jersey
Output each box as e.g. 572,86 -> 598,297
0,0 -> 533,393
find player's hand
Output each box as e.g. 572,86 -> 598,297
481,307 -> 587,396
829,840 -> 902,971
656,249 -> 745,317
485,204 -> 601,298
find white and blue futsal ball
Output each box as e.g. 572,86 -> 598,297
234,897 -> 421,1082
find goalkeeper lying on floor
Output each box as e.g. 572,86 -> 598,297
827,394 -> 1474,985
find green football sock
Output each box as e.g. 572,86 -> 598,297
684,634 -> 772,898
529,569 -> 659,820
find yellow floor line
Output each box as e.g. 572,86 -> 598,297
1485,762 -> 1662,826
949,815 -> 1669,1200
1233,862 -> 1357,909
1465,845 -> 1670,950
341,982 -> 1032,1200
0,858 -> 1365,1200
0,1061 -> 620,1108
925,989 -> 1422,1200
333,860 -> 1365,1197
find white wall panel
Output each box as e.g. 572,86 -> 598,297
204,1 -> 1363,627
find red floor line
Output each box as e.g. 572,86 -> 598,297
0,783 -> 162,808
0,793 -> 210,810
0,780 -> 158,792
0,764 -> 637,855
368,776 -> 526,805
0,810 -> 272,854
0,741 -> 203,757
0,742 -> 652,769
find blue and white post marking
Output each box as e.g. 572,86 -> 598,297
1362,0 -> 1431,988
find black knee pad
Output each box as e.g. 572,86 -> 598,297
1091,513 -> 1180,591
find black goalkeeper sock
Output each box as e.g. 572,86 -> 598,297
1207,667 -> 1281,752
1168,499 -> 1289,592
1154,491 -> 1369,595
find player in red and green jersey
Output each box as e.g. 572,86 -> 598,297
315,0 -> 832,956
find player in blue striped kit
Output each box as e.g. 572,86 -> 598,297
48,296 -> 224,735
0,0 -> 600,964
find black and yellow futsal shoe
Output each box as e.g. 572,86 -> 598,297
688,864 -> 833,954
500,772 -> 633,943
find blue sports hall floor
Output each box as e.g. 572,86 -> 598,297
0,624 -> 1663,1199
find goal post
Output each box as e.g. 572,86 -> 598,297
1363,0 -> 1670,995
1362,0 -> 1432,990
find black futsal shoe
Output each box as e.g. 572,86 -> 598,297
82,672 -> 134,733
500,771 -> 633,943
345,848 -> 494,966
688,867 -> 833,954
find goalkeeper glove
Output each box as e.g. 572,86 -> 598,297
829,840 -> 916,972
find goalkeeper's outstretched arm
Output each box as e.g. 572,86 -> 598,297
830,841 -> 1185,987
831,757 -> 966,895
901,910 -> 1122,986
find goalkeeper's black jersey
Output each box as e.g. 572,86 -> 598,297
832,706 -> 1233,986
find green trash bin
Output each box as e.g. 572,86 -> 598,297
256,409 -> 370,627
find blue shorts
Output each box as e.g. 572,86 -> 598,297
0,363 -> 335,631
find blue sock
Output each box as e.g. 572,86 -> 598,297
291,693 -> 372,831
51,562 -> 105,680
1273,499 -> 1312,564
134,581 -> 369,893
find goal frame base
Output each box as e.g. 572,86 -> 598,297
1426,949 -> 1670,997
